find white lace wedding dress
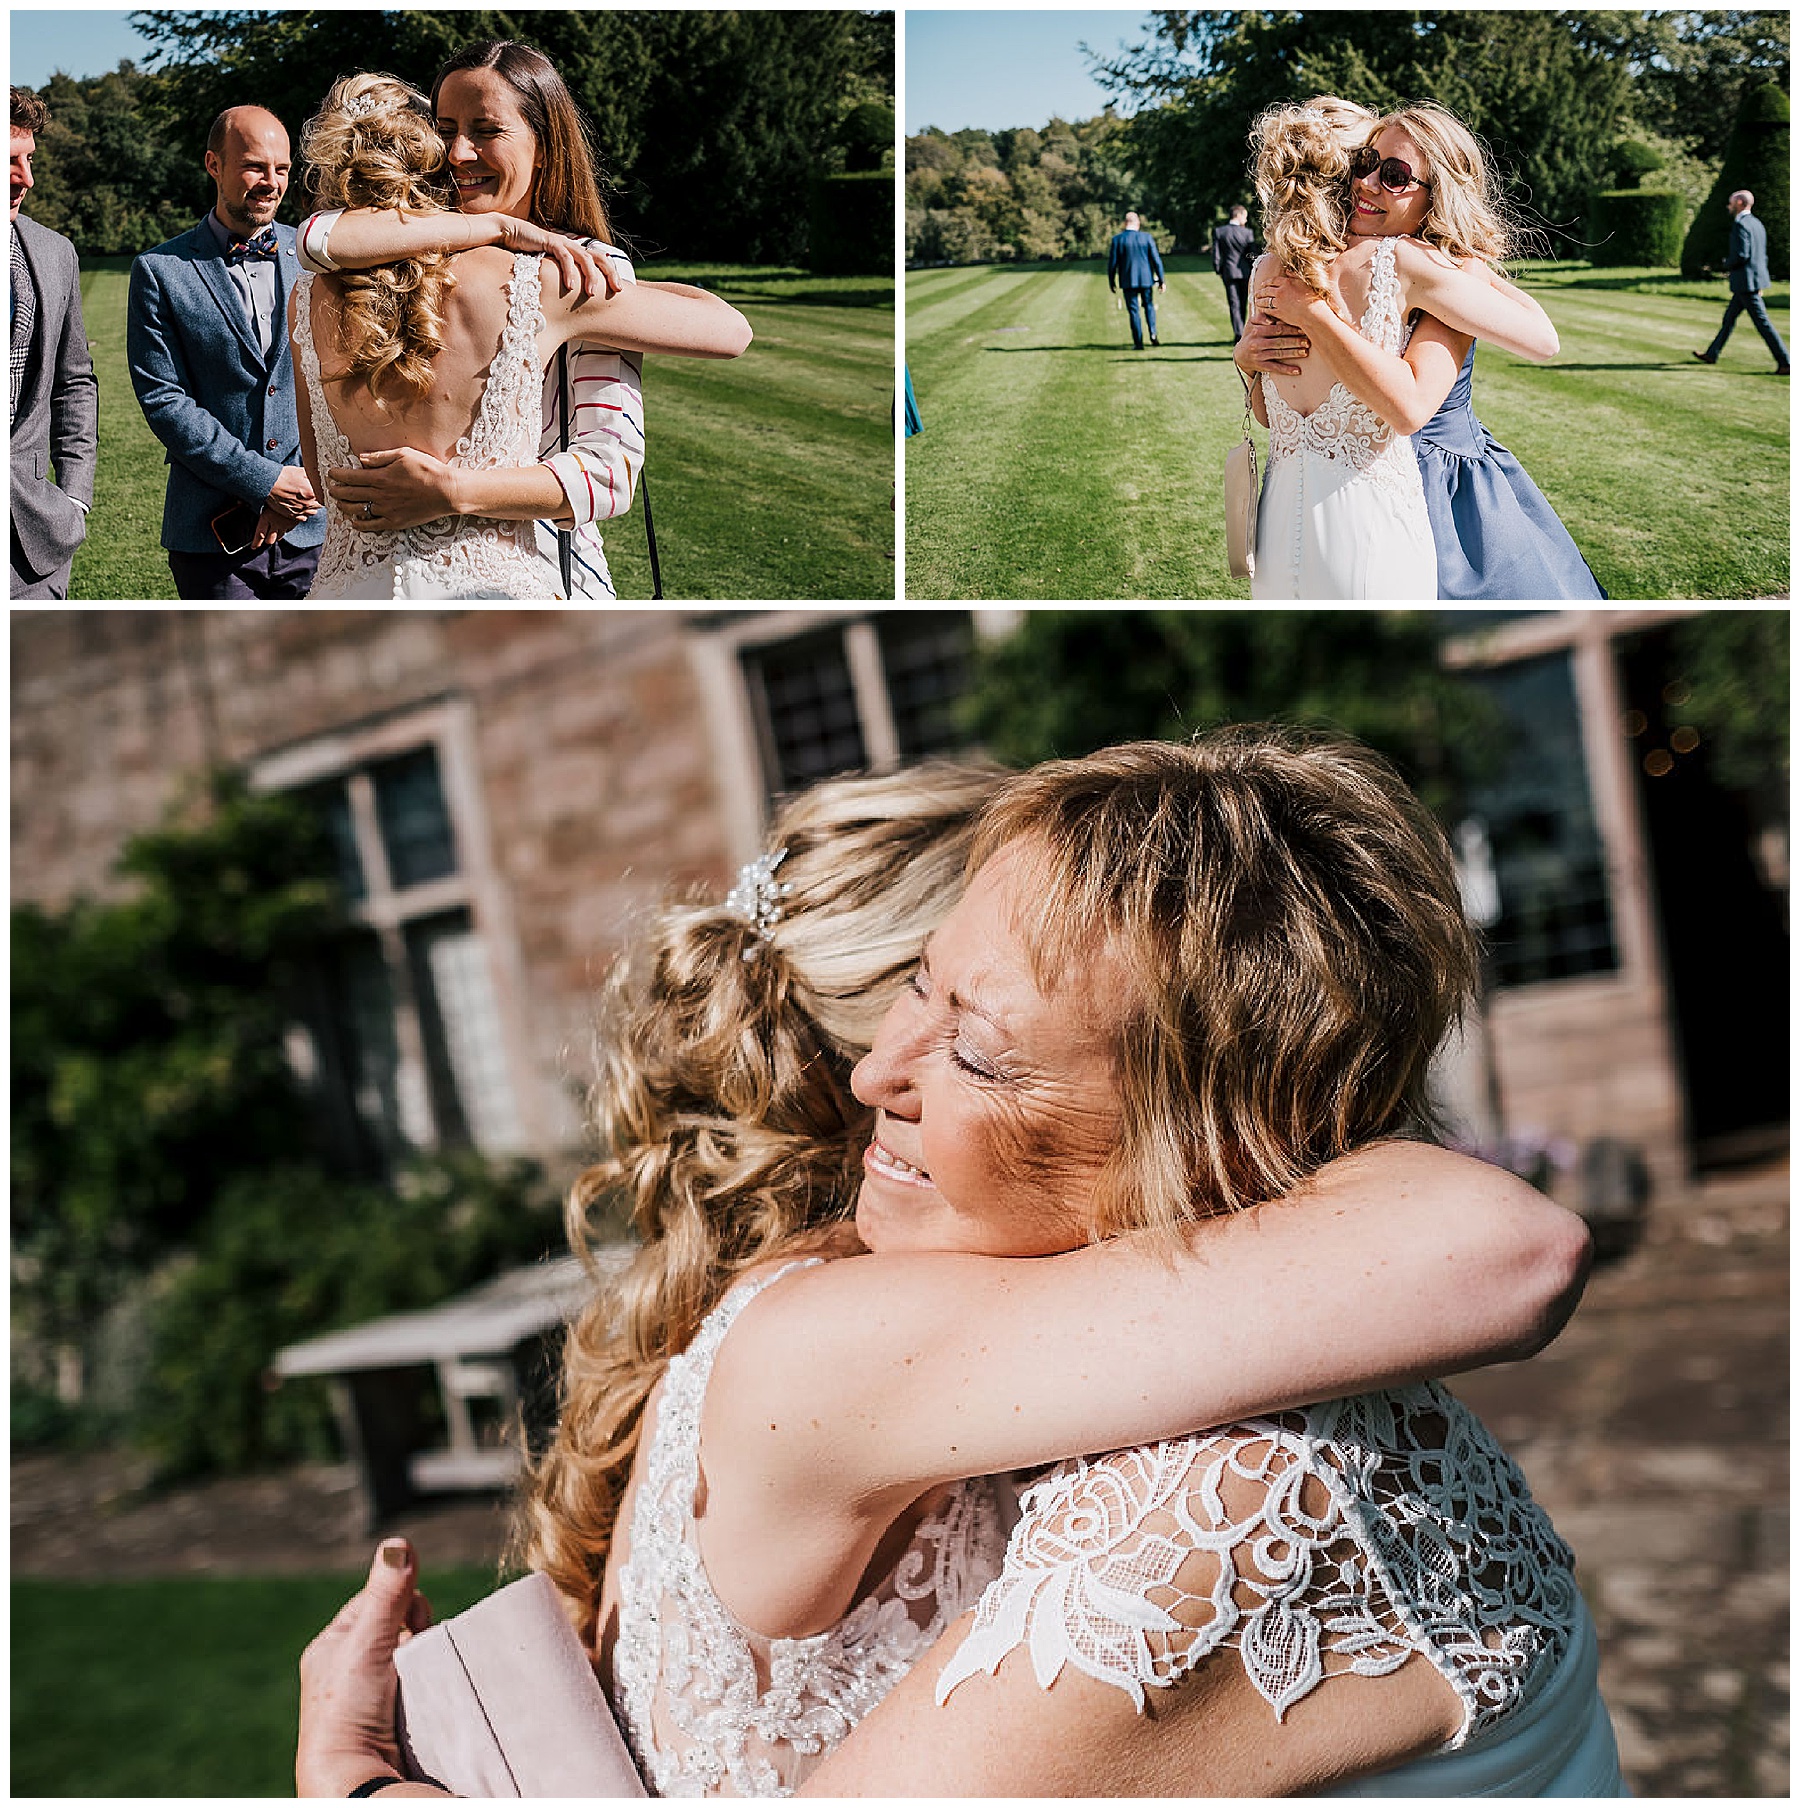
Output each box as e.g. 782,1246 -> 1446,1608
938,1380 -> 1626,1795
293,252 -> 564,598
610,1261 -> 1010,1797
1252,236 -> 1439,600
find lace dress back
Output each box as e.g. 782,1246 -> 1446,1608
294,252 -> 562,598
1262,237 -> 1425,506
611,1260 -> 1009,1797
1251,237 -> 1437,598
937,1382 -> 1589,1752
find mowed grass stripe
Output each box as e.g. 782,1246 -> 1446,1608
908,255 -> 1253,598
905,258 -> 1788,600
64,262 -> 894,603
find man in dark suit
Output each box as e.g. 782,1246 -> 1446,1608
1211,205 -> 1259,341
11,87 -> 97,599
128,104 -> 323,597
1107,210 -> 1166,349
1693,189 -> 1789,376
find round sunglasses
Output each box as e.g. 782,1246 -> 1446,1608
1350,145 -> 1431,193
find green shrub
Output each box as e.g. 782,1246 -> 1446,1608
1589,189 -> 1688,267
138,1152 -> 565,1478
1681,83 -> 1790,280
1609,140 -> 1666,187
840,101 -> 896,173
808,169 -> 892,275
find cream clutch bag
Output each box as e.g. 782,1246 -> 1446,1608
393,1572 -> 646,1797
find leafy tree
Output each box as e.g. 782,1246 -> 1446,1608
1089,12 -> 1639,249
961,611 -> 1499,820
1615,9 -> 1790,165
21,62 -> 198,253
1680,80 -> 1789,278
1666,610 -> 1790,795
12,771 -> 341,1368
127,9 -> 892,263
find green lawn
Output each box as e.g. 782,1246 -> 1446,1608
903,253 -> 1790,601
12,1566 -> 498,1796
68,258 -> 895,602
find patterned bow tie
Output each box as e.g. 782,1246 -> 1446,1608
226,233 -> 279,264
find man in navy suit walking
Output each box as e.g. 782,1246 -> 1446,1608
1210,205 -> 1259,341
128,104 -> 324,597
1107,210 -> 1165,350
1693,189 -> 1789,376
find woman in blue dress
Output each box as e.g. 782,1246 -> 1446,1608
1238,100 -> 1605,601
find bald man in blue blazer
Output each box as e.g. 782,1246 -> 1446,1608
1107,211 -> 1165,350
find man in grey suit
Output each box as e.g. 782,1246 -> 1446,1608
128,104 -> 322,597
1693,189 -> 1789,376
11,87 -> 98,599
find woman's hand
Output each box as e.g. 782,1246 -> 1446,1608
488,215 -> 620,302
330,450 -> 463,531
1235,312 -> 1311,379
296,1538 -> 439,1797
1254,269 -> 1337,330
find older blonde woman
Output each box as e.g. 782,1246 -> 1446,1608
1242,99 -> 1603,600
299,734 -> 1605,1797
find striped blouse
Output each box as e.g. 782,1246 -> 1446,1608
295,211 -> 645,600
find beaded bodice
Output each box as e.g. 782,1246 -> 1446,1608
1263,238 -> 1426,507
937,1381 -> 1581,1749
611,1261 -> 1009,1797
294,253 -> 561,598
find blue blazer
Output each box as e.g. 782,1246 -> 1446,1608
1107,229 -> 1165,291
126,216 -> 324,553
1725,210 -> 1771,294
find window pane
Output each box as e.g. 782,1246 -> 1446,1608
332,929 -> 409,1159
878,612 -> 975,760
744,630 -> 867,791
373,747 -> 458,889
1466,653 -> 1618,987
406,910 -> 523,1153
302,780 -> 366,902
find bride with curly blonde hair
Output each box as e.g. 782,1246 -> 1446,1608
1239,96 -> 1602,600
287,72 -> 614,598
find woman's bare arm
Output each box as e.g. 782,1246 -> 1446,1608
713,1141 -> 1590,1523
1254,269 -> 1468,433
1396,240 -> 1559,361
298,207 -> 751,357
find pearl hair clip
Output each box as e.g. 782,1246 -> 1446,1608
724,848 -> 794,956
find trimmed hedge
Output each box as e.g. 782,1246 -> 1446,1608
809,170 -> 893,275
1681,83 -> 1790,280
1589,189 -> 1687,267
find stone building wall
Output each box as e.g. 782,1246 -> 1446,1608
11,609 -> 731,1160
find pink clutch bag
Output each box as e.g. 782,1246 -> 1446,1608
393,1572 -> 646,1797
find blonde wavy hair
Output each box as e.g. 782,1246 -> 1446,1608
1375,102 -> 1514,265
300,73 -> 457,402
1249,97 -> 1375,296
971,727 -> 1477,1240
514,762 -> 1007,1637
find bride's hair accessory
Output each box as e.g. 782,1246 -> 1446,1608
724,848 -> 793,954
342,91 -> 385,122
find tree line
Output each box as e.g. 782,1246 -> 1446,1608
20,9 -> 893,265
908,9 -> 1787,266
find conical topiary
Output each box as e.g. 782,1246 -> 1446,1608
1680,83 -> 1789,280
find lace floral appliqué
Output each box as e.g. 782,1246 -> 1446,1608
1262,237 -> 1429,514
295,253 -> 564,598
936,1382 -> 1580,1751
612,1261 -> 1009,1797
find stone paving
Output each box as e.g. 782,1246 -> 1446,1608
12,1160 -> 1788,1796
1451,1157 -> 1789,1798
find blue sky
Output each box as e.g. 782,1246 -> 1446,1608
907,10 -> 1157,135
12,10 -> 155,87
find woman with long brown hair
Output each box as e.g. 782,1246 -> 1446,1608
297,40 -> 751,599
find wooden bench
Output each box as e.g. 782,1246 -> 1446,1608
273,1250 -> 630,1533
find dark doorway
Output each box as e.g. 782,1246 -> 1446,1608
1619,626 -> 1789,1167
